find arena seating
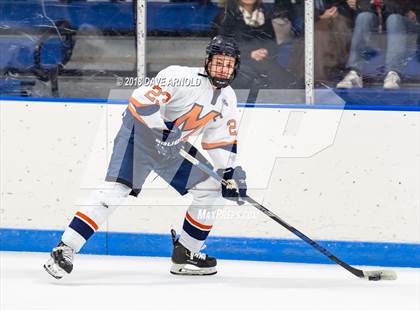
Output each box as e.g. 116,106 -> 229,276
334,88 -> 420,106
0,1 -> 219,34
0,1 -> 220,96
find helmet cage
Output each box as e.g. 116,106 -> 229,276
205,36 -> 240,88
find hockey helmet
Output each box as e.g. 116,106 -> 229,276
205,35 -> 240,88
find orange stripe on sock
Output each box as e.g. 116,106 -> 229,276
186,212 -> 213,230
76,211 -> 99,230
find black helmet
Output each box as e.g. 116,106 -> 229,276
205,35 -> 240,88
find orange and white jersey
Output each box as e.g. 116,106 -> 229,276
128,65 -> 239,169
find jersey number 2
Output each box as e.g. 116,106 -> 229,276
227,119 -> 237,136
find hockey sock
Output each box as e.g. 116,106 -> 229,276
61,182 -> 131,252
179,210 -> 214,253
179,178 -> 225,253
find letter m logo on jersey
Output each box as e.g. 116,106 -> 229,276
175,103 -> 220,132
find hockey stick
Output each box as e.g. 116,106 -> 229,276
179,148 -> 397,281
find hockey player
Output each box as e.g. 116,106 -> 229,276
44,35 -> 247,278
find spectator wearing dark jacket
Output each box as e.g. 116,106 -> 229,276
273,0 -> 355,36
337,0 -> 420,89
275,0 -> 356,85
314,1 -> 356,83
273,0 -> 305,36
218,0 -> 299,92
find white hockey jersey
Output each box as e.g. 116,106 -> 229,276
128,65 -> 239,169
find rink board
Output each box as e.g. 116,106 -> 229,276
0,228 -> 419,267
0,97 -> 419,267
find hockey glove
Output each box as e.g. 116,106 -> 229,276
153,124 -> 184,159
217,166 -> 247,205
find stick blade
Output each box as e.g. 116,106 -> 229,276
363,270 -> 397,281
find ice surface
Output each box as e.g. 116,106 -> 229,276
1,251 -> 419,310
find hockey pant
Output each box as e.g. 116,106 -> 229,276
61,177 -> 224,253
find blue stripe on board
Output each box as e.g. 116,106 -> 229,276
1,96 -> 420,112
0,228 -> 418,268
0,96 -> 127,104
237,103 -> 420,112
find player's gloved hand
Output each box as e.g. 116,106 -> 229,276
217,166 -> 247,205
153,124 -> 184,159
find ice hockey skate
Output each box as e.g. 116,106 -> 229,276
170,230 -> 217,276
43,241 -> 75,279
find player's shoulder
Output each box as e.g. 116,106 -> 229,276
221,85 -> 238,107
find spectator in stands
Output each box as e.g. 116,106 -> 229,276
313,1 -> 355,83
273,0 -> 304,36
217,0 -> 300,93
278,0 -> 356,85
337,0 -> 420,89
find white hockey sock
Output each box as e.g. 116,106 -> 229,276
179,178 -> 225,253
62,182 -> 131,252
